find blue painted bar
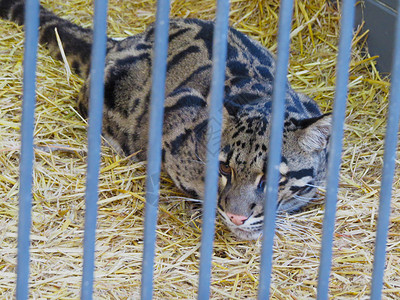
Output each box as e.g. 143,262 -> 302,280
140,0 -> 170,299
316,1 -> 355,299
80,0 -> 109,298
16,0 -> 40,299
257,0 -> 294,298
197,1 -> 230,299
370,1 -> 400,297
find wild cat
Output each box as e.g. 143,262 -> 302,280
0,1 -> 331,240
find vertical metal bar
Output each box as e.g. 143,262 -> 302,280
317,1 -> 355,299
197,1 -> 230,299
140,0 -> 170,299
80,0 -> 108,298
370,1 -> 400,297
257,0 -> 294,298
16,0 -> 40,299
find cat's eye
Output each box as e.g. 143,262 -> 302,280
219,162 -> 232,176
257,175 -> 266,191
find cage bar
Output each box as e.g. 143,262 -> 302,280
80,0 -> 109,298
257,0 -> 294,298
16,0 -> 40,299
13,0 -> 400,299
197,0 -> 230,299
317,0 -> 355,299
370,0 -> 400,297
140,0 -> 170,299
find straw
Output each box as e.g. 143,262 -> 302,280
0,0 -> 399,298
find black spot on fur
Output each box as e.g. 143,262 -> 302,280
221,144 -> 231,154
176,64 -> 212,95
251,83 -> 266,92
170,129 -> 193,155
161,149 -> 166,162
253,212 -> 263,218
116,53 -> 151,66
78,102 -> 88,118
136,43 -> 152,50
103,68 -> 129,109
289,186 -> 305,193
144,26 -> 155,42
229,92 -> 260,106
288,168 -> 314,179
192,19 -> 214,58
164,95 -> 206,115
232,130 -> 240,139
256,66 -> 273,79
263,101 -> 272,111
279,177 -> 289,186
226,150 -> 234,165
130,98 -> 141,113
227,60 -> 249,77
193,120 -> 208,142
167,45 -> 201,71
303,100 -> 321,115
9,3 -> 25,25
224,99 -> 243,117
297,185 -> 314,195
72,61 -> 81,75
0,2 -> 14,20
288,91 -> 306,114
120,132 -> 131,155
251,220 -> 263,226
230,77 -> 252,88
168,27 -> 191,42
230,27 -> 273,66
55,53 -> 62,61
106,125 -> 114,136
292,114 -> 327,129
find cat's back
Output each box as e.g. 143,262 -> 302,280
104,18 -> 320,121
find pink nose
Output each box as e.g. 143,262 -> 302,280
226,212 -> 248,226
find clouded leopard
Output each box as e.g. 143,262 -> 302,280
0,1 -> 331,240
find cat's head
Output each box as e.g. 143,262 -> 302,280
217,102 -> 331,240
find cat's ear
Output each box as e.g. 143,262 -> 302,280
297,114 -> 332,152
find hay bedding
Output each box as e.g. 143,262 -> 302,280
0,0 -> 399,298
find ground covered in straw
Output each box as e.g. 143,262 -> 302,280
1,0 -> 399,298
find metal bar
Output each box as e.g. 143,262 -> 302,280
16,0 -> 40,299
197,1 -> 230,299
257,0 -> 294,298
316,1 -> 355,299
370,0 -> 400,297
80,0 -> 109,298
140,0 -> 170,299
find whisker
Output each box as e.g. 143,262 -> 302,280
305,182 -> 326,190
166,196 -> 203,203
193,152 -> 206,165
293,195 -> 316,201
184,159 -> 206,165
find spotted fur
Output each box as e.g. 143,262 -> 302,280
0,1 -> 331,240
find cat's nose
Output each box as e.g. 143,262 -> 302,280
226,212 -> 248,226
